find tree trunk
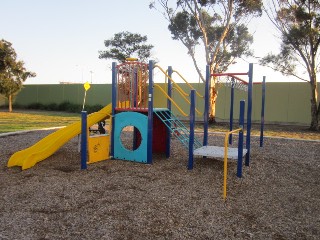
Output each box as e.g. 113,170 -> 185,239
209,77 -> 217,123
309,80 -> 319,131
8,94 -> 12,112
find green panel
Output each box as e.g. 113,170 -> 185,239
287,82 -> 311,124
63,84 -> 82,105
11,82 -> 319,126
264,83 -> 289,123
216,85 -> 227,120
15,85 -> 39,105
153,83 -> 167,109
216,85 -> 248,121
85,84 -> 111,106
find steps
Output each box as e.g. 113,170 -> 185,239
154,108 -> 202,150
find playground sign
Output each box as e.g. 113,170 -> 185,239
84,81 -> 91,91
82,81 -> 91,111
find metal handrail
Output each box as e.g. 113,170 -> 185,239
154,84 -> 188,117
154,65 -> 188,97
172,70 -> 204,98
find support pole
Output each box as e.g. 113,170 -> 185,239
203,65 -> 210,146
81,111 -> 88,170
133,68 -> 138,150
229,78 -> 235,144
110,62 -> 117,159
188,90 -> 196,170
147,60 -> 154,164
237,100 -> 245,178
166,66 -> 173,158
260,76 -> 266,147
245,63 -> 253,166
133,68 -> 138,108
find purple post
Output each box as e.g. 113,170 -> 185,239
203,65 -> 209,146
237,100 -> 245,178
188,90 -> 196,170
260,76 -> 266,147
81,111 -> 88,170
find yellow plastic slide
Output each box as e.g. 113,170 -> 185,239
7,103 -> 112,170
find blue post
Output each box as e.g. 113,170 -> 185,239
81,111 -> 88,170
237,100 -> 245,178
110,62 -> 117,159
260,76 -> 266,147
203,65 -> 210,146
245,63 -> 253,166
166,66 -> 173,158
167,66 -> 172,111
229,77 -> 235,144
188,90 -> 196,170
147,60 -> 154,164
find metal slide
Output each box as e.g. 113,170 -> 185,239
7,103 -> 112,170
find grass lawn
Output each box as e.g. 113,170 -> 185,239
0,110 -> 80,133
0,109 -> 319,140
195,122 -> 320,141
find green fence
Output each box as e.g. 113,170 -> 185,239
1,82 -> 318,126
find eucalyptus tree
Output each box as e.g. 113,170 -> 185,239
0,39 -> 36,112
150,0 -> 263,122
261,0 -> 320,130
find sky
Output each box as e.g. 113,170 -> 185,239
0,0 -> 299,84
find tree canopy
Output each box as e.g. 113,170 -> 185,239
150,0 -> 263,121
0,39 -> 36,112
261,0 -> 320,130
99,31 -> 154,63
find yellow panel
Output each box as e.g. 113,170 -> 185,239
88,135 -> 110,164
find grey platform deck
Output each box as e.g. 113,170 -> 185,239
193,146 -> 248,160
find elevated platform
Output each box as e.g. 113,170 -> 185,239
193,146 -> 247,160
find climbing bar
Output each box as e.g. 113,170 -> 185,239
212,72 -> 248,77
172,70 -> 204,98
154,65 -> 188,97
223,128 -> 243,201
154,84 -> 188,117
231,75 -> 262,85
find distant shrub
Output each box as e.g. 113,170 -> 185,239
58,101 -> 72,111
27,102 -> 45,110
47,103 -> 59,111
57,101 -> 81,113
12,103 -> 23,109
10,101 -> 103,113
85,104 -> 103,114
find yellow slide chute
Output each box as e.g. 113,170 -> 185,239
7,103 -> 112,170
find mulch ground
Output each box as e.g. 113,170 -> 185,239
0,130 -> 319,239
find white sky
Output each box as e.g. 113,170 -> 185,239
0,0 -> 300,84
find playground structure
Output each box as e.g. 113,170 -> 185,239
7,58 -> 266,200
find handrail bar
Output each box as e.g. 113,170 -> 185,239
172,70 -> 204,98
154,65 -> 188,97
171,87 -> 202,116
154,84 -> 188,117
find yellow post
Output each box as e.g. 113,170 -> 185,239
223,128 -> 242,200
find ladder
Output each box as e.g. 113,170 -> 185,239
154,108 -> 202,150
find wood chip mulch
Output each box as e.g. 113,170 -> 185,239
0,130 -> 319,239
